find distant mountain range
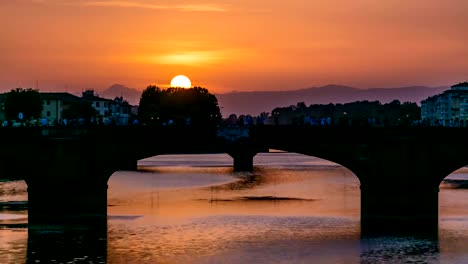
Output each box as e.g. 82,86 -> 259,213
100,84 -> 448,116
215,85 -> 448,116
100,84 -> 141,105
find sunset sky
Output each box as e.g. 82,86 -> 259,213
1,0 -> 467,93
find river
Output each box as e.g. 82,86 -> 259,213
1,152 -> 468,263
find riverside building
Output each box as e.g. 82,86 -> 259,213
421,82 -> 468,127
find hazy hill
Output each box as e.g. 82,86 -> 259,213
101,84 -> 141,105
216,85 -> 448,116
100,84 -> 449,116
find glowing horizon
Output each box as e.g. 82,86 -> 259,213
1,0 -> 468,93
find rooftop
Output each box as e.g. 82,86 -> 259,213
40,92 -> 82,102
452,82 -> 468,88
82,90 -> 113,102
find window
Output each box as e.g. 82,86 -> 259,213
104,102 -> 107,107
46,100 -> 50,105
96,102 -> 100,107
47,111 -> 51,117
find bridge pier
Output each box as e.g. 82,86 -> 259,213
360,182 -> 439,236
226,143 -> 258,172
231,153 -> 255,172
226,139 -> 262,172
22,137 -> 126,228
218,127 -> 268,172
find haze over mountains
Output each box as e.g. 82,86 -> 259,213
217,85 -> 449,115
100,84 -> 448,116
100,84 -> 141,105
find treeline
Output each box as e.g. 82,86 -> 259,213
2,88 -> 43,121
272,100 -> 421,127
138,86 -> 222,126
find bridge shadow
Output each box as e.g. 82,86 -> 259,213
359,235 -> 440,263
26,223 -> 107,263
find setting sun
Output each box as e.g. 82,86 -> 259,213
170,75 -> 192,88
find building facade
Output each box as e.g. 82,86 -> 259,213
421,82 -> 468,127
41,93 -> 83,125
111,96 -> 133,125
0,92 -> 82,126
0,95 -> 5,122
81,90 -> 135,125
81,90 -> 113,117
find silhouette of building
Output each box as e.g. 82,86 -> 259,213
0,95 -> 5,122
0,92 -> 82,126
41,93 -> 83,125
0,89 -> 136,126
111,96 -> 133,125
421,82 -> 468,127
81,90 -> 136,125
82,90 -> 113,117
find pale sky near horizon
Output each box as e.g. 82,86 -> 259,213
1,0 -> 467,93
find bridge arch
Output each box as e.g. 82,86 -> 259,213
440,166 -> 468,188
0,179 -> 28,221
4,126 -> 467,233
435,159 -> 468,188
259,149 -> 362,182
439,165 -> 468,219
259,144 -> 364,184
107,151 -> 361,223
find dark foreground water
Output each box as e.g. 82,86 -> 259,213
1,153 -> 468,263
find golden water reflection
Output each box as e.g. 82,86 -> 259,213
107,155 -> 361,262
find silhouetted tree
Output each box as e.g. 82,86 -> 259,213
271,100 -> 421,127
138,86 -> 165,123
138,86 -> 222,126
62,101 -> 97,123
4,88 -> 43,122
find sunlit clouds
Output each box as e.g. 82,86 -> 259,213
81,1 -> 226,12
23,0 -> 226,12
145,50 -> 241,66
156,51 -> 220,65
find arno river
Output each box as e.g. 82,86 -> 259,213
1,152 -> 468,263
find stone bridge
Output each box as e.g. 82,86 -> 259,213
0,126 -> 467,235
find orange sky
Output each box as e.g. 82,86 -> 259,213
1,0 -> 467,93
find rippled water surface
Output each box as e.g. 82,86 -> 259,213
1,153 -> 468,263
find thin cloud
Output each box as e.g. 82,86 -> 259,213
176,4 -> 225,12
130,49 -> 246,66
154,51 -> 228,65
83,1 -> 226,12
